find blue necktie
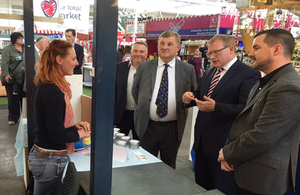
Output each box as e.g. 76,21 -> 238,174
156,64 -> 169,118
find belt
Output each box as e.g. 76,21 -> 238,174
149,120 -> 177,125
125,109 -> 134,113
33,145 -> 68,157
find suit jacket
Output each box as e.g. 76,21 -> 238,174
132,58 -> 197,141
114,61 -> 130,124
192,59 -> 261,158
223,64 -> 300,194
74,43 -> 84,74
34,48 -> 39,64
116,51 -> 123,63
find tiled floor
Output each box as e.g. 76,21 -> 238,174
0,108 -> 26,195
0,106 -> 195,194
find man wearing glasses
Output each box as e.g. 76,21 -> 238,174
182,34 -> 261,194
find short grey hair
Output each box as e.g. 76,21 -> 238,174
158,31 -> 181,46
131,41 -> 148,51
36,36 -> 48,43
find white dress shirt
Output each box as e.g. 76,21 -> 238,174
125,61 -> 137,110
213,57 -> 237,81
35,45 -> 40,56
150,57 -> 177,121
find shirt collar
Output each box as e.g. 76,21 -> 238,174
259,63 -> 290,88
35,45 -> 40,54
128,60 -> 132,67
222,57 -> 237,71
158,57 -> 176,68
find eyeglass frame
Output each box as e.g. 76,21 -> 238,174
206,46 -> 229,58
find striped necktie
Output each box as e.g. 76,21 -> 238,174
156,64 -> 169,118
207,68 -> 224,97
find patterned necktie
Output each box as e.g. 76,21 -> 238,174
207,68 -> 224,97
156,64 -> 169,118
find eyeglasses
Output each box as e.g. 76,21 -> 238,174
206,46 -> 229,58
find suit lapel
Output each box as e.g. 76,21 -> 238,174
210,61 -> 239,98
175,59 -> 181,94
242,64 -> 295,113
150,58 -> 158,93
123,61 -> 130,90
202,68 -> 216,98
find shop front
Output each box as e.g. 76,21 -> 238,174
141,14 -> 236,61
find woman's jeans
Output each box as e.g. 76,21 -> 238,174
28,148 -> 69,195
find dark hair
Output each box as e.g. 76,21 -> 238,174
34,40 -> 73,90
254,29 -> 295,58
10,32 -> 23,45
158,31 -> 181,46
65,29 -> 76,37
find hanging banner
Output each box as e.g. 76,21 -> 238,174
33,0 -> 89,33
125,23 -> 146,37
146,15 -> 219,37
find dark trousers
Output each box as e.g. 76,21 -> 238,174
234,181 -> 263,195
5,83 -> 24,122
116,110 -> 139,140
194,144 -> 234,195
140,120 -> 180,169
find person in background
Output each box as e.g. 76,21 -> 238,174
116,49 -> 123,63
28,40 -> 91,195
65,29 -> 84,74
0,32 -> 25,125
114,41 -> 148,140
23,36 -> 50,92
182,34 -> 261,194
200,42 -> 210,71
132,31 -> 197,169
188,48 -> 203,81
218,29 -> 300,195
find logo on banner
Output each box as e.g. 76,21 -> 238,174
41,0 -> 57,17
210,15 -> 218,28
169,19 -> 185,32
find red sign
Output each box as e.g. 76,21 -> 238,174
146,15 -> 219,36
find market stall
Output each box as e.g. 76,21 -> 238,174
125,14 -> 238,60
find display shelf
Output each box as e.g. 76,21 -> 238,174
0,34 -> 10,41
182,44 -> 201,61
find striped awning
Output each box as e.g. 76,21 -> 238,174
118,11 -> 147,32
34,29 -> 63,34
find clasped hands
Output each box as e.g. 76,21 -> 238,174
218,148 -> 234,172
76,121 -> 91,138
182,92 -> 215,112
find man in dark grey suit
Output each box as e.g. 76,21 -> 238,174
114,41 -> 148,140
218,29 -> 300,194
132,31 -> 197,168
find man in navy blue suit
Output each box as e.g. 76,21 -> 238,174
183,34 -> 261,194
65,29 -> 84,74
114,41 -> 148,140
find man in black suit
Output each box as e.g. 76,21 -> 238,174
114,41 -> 148,140
65,29 -> 84,74
183,34 -> 261,194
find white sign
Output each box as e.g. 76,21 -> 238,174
126,23 -> 145,35
33,0 -> 89,33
